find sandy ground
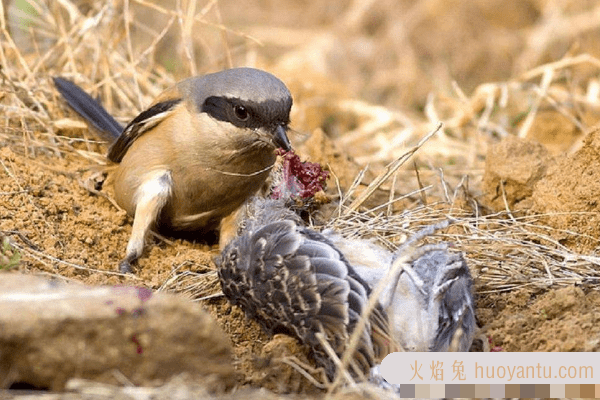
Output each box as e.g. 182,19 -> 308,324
2,0 -> 600,396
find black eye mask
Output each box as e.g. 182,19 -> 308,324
202,96 -> 290,131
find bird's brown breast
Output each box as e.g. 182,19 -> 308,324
112,105 -> 277,233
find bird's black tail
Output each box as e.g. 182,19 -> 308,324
52,77 -> 123,139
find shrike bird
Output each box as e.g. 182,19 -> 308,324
53,68 -> 292,273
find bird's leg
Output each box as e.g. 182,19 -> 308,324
389,243 -> 452,297
382,242 -> 448,313
432,257 -> 465,300
120,170 -> 172,273
399,264 -> 426,294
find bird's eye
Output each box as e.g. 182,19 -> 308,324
233,105 -> 249,121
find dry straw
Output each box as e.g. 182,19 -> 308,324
2,0 -> 600,395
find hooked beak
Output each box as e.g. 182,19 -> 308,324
273,124 -> 292,151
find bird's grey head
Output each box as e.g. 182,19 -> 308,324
191,67 -> 292,151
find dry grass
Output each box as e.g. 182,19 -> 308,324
327,205 -> 600,294
161,124 -> 600,392
2,0 -> 600,396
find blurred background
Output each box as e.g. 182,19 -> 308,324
5,0 -> 600,169
2,0 -> 600,373
5,0 -> 599,107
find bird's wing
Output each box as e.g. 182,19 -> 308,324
217,220 -> 323,338
300,228 -> 397,362
395,246 -> 476,352
107,97 -> 182,162
217,217 -> 393,379
415,250 -> 475,352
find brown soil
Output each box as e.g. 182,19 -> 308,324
2,0 -> 600,397
4,113 -> 600,394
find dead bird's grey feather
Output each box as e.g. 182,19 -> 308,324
325,224 -> 476,353
215,198 -> 395,380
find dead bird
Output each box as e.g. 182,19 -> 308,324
325,222 -> 476,353
53,68 -> 292,273
215,197 -> 396,380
